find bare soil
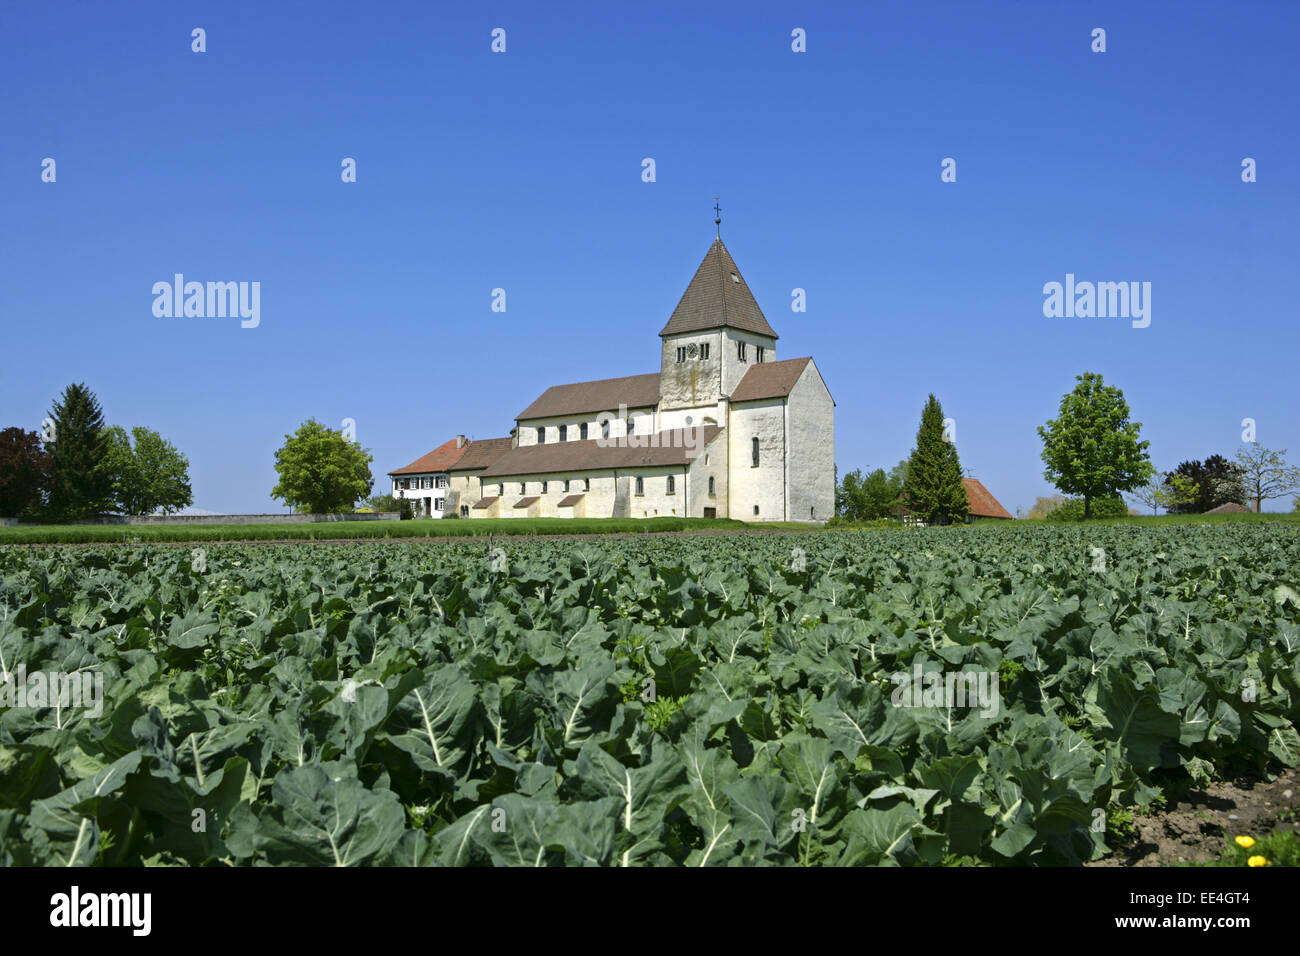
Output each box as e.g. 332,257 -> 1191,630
1088,766 -> 1300,866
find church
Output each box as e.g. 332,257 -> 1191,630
388,232 -> 835,522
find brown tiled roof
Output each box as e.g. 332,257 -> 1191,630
1205,501 -> 1251,514
472,496 -> 499,509
556,493 -> 585,507
446,437 -> 514,472
389,438 -> 471,476
730,357 -> 812,403
516,373 -> 660,421
513,496 -> 540,508
962,478 -> 1013,519
481,426 -> 723,478
659,239 -> 778,339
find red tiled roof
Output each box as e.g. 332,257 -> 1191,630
730,357 -> 812,403
481,426 -> 723,478
962,478 -> 1013,519
389,438 -> 471,476
516,373 -> 660,421
447,437 -> 514,472
659,239 -> 778,339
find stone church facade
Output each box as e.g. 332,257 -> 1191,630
389,237 -> 834,522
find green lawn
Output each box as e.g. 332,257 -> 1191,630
0,515 -> 753,545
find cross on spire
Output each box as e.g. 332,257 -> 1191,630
713,197 -> 721,239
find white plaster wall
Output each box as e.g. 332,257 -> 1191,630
785,362 -> 835,523
720,329 -> 777,399
659,332 -> 724,410
515,408 -> 657,447
728,399 -> 786,520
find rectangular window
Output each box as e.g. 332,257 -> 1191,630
520,482 -> 526,494
537,427 -> 545,444
701,343 -> 710,360
437,476 -> 447,488
676,346 -> 686,363
559,425 -> 567,442
584,478 -> 590,491
752,437 -> 760,467
563,479 -> 570,492
738,341 -> 747,362
541,481 -> 548,493
580,422 -> 588,441
435,498 -> 445,511
498,484 -> 504,496
757,346 -> 765,363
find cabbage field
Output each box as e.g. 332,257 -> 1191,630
1,524 -> 1297,866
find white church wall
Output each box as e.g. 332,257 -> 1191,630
785,362 -> 835,523
728,398 -> 786,520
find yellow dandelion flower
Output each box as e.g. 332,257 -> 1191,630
1235,835 -> 1256,849
1247,855 -> 1267,867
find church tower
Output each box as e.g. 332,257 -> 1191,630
657,237 -> 778,431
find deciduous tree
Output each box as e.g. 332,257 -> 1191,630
271,419 -> 374,514
0,427 -> 52,518
104,426 -> 194,515
1234,444 -> 1300,513
1037,372 -> 1153,518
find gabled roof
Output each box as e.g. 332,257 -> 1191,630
659,239 -> 778,340
517,373 -> 660,421
388,438 -> 471,476
730,357 -> 812,403
447,437 -> 513,472
481,426 -> 723,478
1205,501 -> 1251,514
962,478 -> 1013,519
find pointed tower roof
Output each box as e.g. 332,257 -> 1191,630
658,239 -> 778,339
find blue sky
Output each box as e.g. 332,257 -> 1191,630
2,1 -> 1297,515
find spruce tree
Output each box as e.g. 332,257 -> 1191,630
902,394 -> 969,525
45,383 -> 113,521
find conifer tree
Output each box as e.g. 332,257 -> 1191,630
903,394 -> 968,524
45,383 -> 113,521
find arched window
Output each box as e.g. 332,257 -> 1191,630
601,420 -> 610,439
627,417 -> 636,436
635,476 -> 644,496
752,437 -> 760,467
584,477 -> 591,491
559,425 -> 567,442
580,423 -> 588,440
667,475 -> 675,495
708,476 -> 715,496
537,427 -> 546,444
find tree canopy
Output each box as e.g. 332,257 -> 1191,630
1234,444 -> 1300,513
0,428 -> 52,518
104,425 -> 194,515
1038,372 -> 1153,518
271,419 -> 374,514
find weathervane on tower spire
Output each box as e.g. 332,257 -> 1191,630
713,197 -> 721,240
